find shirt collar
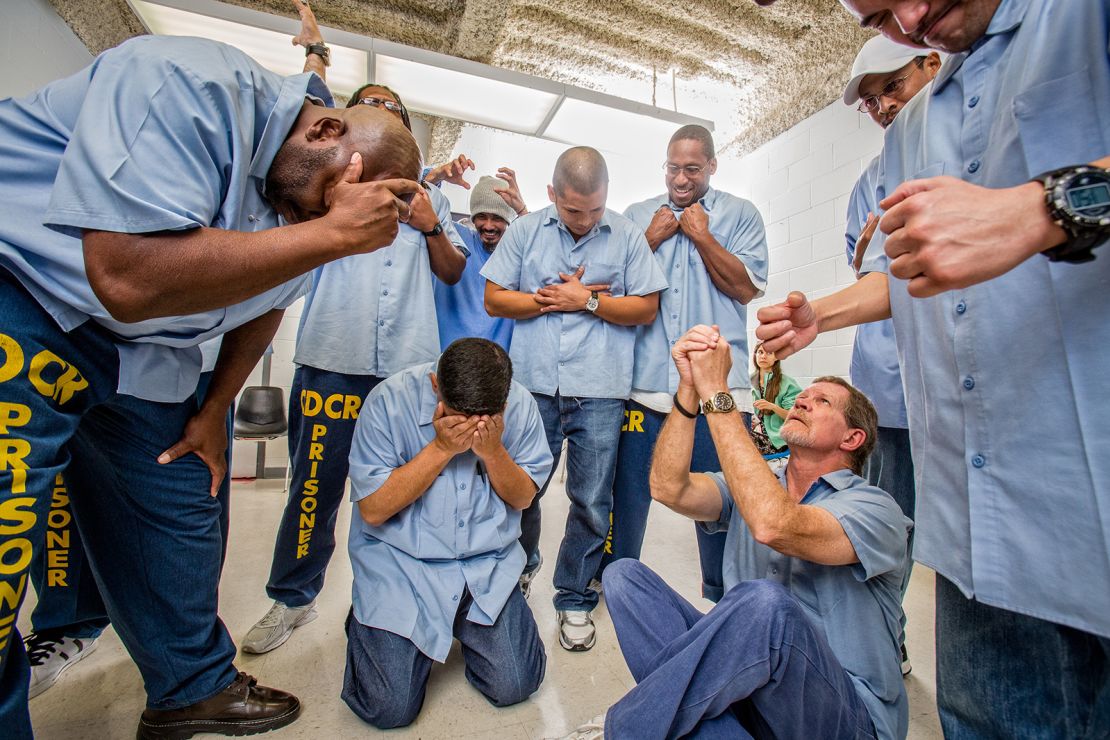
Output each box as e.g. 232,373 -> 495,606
250,72 -> 335,183
776,466 -> 861,499
542,204 -> 612,238
418,370 -> 440,426
932,0 -> 1030,93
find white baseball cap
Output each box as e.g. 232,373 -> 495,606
843,35 -> 926,106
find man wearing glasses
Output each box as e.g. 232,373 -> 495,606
840,34 -> 941,677
243,13 -> 469,654
603,125 -> 768,602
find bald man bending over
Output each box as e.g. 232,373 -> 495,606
482,147 -> 667,651
0,35 -> 419,739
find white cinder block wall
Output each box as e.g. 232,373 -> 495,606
237,100 -> 887,476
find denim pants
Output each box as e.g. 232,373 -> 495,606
28,372 -> 233,640
526,393 -> 623,612
935,575 -> 1110,739
266,366 -> 381,607
0,272 -> 238,738
341,586 -> 546,728
602,559 -> 877,740
601,401 -> 749,603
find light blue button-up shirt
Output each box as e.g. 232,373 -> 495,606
293,185 -> 466,375
702,469 -> 911,740
434,223 -> 514,351
0,36 -> 324,402
480,205 -> 667,399
624,188 -> 768,396
346,361 -> 553,661
872,0 -> 1110,637
845,159 -> 907,430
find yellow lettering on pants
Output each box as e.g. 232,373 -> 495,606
621,409 -> 645,433
0,334 -> 25,384
308,442 -> 323,461
343,394 -> 361,419
0,538 -> 33,575
300,390 -> 323,417
310,423 -> 327,442
0,402 -> 31,435
29,350 -> 88,405
0,497 -> 36,535
0,439 -> 31,494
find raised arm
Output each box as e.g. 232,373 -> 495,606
292,0 -> 328,79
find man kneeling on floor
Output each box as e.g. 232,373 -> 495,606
561,325 -> 911,740
342,338 -> 553,728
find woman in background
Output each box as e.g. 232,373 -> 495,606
750,342 -> 801,473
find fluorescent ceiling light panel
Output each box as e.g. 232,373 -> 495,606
373,55 -> 560,134
544,97 -> 684,155
131,0 -> 367,95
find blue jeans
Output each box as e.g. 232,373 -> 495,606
0,270 -> 237,738
527,393 -> 623,612
602,401 -> 749,603
602,559 -> 877,740
935,575 -> 1110,739
341,587 -> 546,728
28,373 -> 233,640
266,366 -> 381,607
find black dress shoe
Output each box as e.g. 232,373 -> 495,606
136,672 -> 301,739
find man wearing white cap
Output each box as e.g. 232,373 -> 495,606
841,35 -> 940,677
434,171 -> 527,353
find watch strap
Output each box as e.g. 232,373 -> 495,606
304,43 -> 331,66
422,223 -> 444,238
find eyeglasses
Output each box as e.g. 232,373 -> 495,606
857,60 -> 924,113
663,162 -> 709,177
357,96 -> 406,115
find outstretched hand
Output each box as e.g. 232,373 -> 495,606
426,154 -> 476,189
291,0 -> 323,48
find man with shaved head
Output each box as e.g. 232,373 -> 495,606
757,0 -> 1110,736
482,146 -> 667,651
605,123 -> 768,605
0,35 -> 419,739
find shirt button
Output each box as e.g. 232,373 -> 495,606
674,263 -> 680,268
968,160 -> 981,174
247,214 -> 257,222
963,376 -> 975,390
968,95 -> 980,108
458,520 -> 465,528
382,289 -> 389,296
378,320 -> 385,326
452,594 -> 459,601
671,313 -> 678,319
955,300 -> 967,315
971,454 -> 986,468
385,260 -> 393,267
672,288 -> 680,294
459,482 -> 467,490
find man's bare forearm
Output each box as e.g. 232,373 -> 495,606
485,283 -> 543,319
83,221 -> 354,322
481,447 -> 538,510
427,232 -> 466,285
814,271 -> 891,332
199,309 -> 284,418
692,235 -> 759,303
594,293 -> 659,326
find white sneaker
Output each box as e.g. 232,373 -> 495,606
25,632 -> 98,699
587,577 -> 604,595
557,610 -> 596,651
519,553 -> 544,600
549,713 -> 606,740
241,601 -> 317,654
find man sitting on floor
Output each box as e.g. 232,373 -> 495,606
342,338 -> 553,728
559,324 -> 911,739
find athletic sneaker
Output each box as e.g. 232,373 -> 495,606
241,601 -> 317,654
557,610 -> 596,652
519,553 -> 544,600
550,713 -> 606,740
901,643 -> 912,676
25,632 -> 98,699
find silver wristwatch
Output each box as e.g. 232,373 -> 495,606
585,290 -> 600,313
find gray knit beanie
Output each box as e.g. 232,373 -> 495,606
469,176 -> 518,223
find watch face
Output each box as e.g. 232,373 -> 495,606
711,392 -> 735,412
1056,169 -> 1110,227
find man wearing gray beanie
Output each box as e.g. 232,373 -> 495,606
434,168 -> 527,353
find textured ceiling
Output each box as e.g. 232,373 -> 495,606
48,0 -> 871,159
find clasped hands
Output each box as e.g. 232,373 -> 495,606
646,203 -> 710,246
534,265 -> 610,313
671,324 -> 733,397
431,402 -> 505,460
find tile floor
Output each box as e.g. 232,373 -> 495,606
21,470 -> 942,739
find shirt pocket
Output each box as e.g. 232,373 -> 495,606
1013,68 -> 1105,176
417,483 -> 448,527
581,262 -> 626,296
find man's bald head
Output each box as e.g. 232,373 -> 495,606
551,146 -> 608,198
266,103 -> 421,222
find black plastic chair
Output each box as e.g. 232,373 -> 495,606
233,386 -> 288,439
